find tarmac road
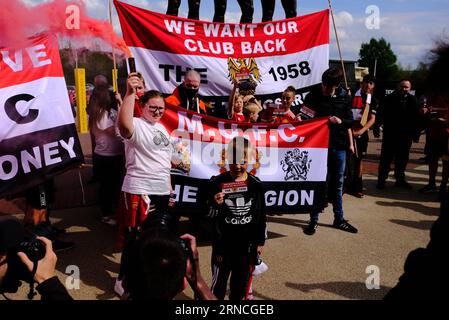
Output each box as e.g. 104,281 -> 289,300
0,132 -> 442,300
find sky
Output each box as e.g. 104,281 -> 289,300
18,0 -> 449,69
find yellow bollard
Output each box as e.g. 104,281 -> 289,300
74,68 -> 88,133
112,68 -> 118,93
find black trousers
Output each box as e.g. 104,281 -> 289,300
261,0 -> 297,22
166,0 -> 201,20
378,136 -> 413,183
96,154 -> 124,217
210,244 -> 255,300
213,0 -> 254,23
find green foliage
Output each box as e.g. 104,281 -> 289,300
358,38 -> 400,82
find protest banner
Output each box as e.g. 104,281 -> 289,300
164,106 -> 329,214
115,1 -> 329,113
0,33 -> 84,198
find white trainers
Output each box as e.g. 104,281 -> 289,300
114,278 -> 124,297
252,261 -> 269,276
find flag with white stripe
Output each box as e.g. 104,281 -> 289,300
115,1 -> 329,111
0,34 -> 84,198
165,105 -> 329,214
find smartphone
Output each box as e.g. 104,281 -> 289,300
128,57 -> 136,74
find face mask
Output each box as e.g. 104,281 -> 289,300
136,91 -> 145,98
185,88 -> 198,98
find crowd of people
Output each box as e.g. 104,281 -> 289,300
1,34 -> 449,300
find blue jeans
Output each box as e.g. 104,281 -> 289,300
310,148 -> 346,223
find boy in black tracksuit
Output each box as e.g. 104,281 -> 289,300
208,137 -> 266,300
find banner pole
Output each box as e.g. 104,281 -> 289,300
109,0 -> 118,92
328,0 -> 349,89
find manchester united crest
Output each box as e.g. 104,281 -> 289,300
280,149 -> 312,181
227,57 -> 262,95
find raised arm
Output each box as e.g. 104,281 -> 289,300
227,80 -> 239,119
118,73 -> 140,139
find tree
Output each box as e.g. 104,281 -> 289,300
358,38 -> 400,82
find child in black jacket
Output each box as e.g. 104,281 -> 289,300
208,137 -> 266,300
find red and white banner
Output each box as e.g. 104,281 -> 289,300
115,1 -> 329,112
163,106 -> 329,213
0,34 -> 84,198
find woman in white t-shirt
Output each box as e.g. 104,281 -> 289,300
116,75 -> 175,248
114,75 -> 176,296
88,86 -> 124,225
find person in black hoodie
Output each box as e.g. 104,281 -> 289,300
207,136 -> 266,300
302,67 -> 358,235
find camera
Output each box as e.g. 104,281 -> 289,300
0,232 -> 45,295
176,238 -> 194,261
141,209 -> 176,232
142,210 -> 193,261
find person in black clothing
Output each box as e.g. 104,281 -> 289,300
301,67 -> 358,235
23,181 -> 75,253
166,0 -> 201,20
346,75 -> 378,198
0,216 -> 72,300
376,79 -> 421,190
213,0 -> 254,23
208,137 -> 266,300
384,41 -> 449,300
261,0 -> 297,22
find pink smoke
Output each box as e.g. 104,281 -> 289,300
0,0 -> 130,57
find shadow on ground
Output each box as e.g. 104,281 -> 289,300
267,216 -> 338,232
50,207 -> 120,300
285,281 -> 391,300
362,178 -> 440,203
376,201 -> 440,216
389,219 -> 435,231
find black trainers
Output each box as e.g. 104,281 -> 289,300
395,180 -> 413,190
53,240 -> 75,253
303,221 -> 318,235
419,183 -> 437,194
333,220 -> 358,233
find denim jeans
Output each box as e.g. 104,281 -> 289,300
310,148 -> 346,223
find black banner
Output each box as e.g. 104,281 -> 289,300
171,175 -> 326,216
0,124 -> 84,198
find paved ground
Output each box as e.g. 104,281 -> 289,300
0,131 -> 442,300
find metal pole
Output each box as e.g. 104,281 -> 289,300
328,0 -> 348,89
109,0 -> 117,70
109,0 -> 118,92
75,48 -> 78,69
374,58 -> 378,77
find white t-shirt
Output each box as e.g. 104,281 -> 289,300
93,109 -> 124,156
121,118 -> 173,195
